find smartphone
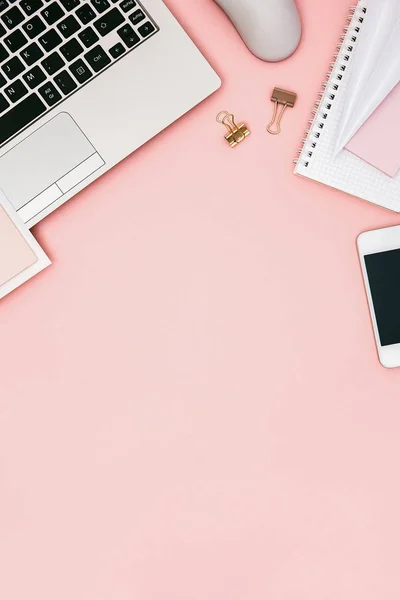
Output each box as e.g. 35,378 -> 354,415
358,225 -> 400,368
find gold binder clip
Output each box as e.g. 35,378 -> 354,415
267,88 -> 297,135
216,111 -> 250,147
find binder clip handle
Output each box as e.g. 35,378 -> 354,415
267,100 -> 288,135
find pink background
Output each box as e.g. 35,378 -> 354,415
2,1 -> 400,598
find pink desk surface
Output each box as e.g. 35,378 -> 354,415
2,1 -> 400,599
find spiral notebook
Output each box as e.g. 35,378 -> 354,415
294,2 -> 400,213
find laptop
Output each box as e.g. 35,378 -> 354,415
0,0 -> 221,227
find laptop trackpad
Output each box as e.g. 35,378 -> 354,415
0,112 -> 104,224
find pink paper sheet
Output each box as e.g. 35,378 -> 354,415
0,203 -> 37,287
346,82 -> 400,177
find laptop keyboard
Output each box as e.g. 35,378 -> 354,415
0,0 -> 159,147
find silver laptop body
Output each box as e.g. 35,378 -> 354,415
0,0 -> 220,226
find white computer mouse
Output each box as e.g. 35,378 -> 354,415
214,0 -> 302,62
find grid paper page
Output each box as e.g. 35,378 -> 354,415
294,1 -> 400,213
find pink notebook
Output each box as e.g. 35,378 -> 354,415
346,83 -> 400,178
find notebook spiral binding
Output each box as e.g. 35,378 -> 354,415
294,4 -> 367,168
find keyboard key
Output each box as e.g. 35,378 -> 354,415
69,58 -> 91,83
41,1 -> 64,25
91,0 -> 110,14
4,29 -> 27,51
38,27 -> 62,50
23,15 -> 46,38
60,37 -> 82,60
138,21 -> 155,38
1,6 -> 24,29
57,14 -> 80,38
0,72 -> 6,86
38,80 -> 61,105
120,0 -> 136,13
117,23 -> 139,47
109,41 -> 124,58
93,8 -> 125,37
0,92 -> 9,113
4,78 -> 28,101
0,42 -> 9,62
84,44 -> 110,72
41,50 -> 64,74
20,0 -> 43,16
94,7 -> 123,36
23,64 -> 46,88
20,41 -> 43,65
0,1 -> 9,13
59,0 -> 79,10
1,55 -> 24,78
0,92 -> 46,144
129,8 -> 145,26
54,68 -> 77,94
0,23 -> 6,36
76,4 -> 96,24
78,26 -> 98,48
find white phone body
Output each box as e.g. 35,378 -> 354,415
358,225 -> 400,368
